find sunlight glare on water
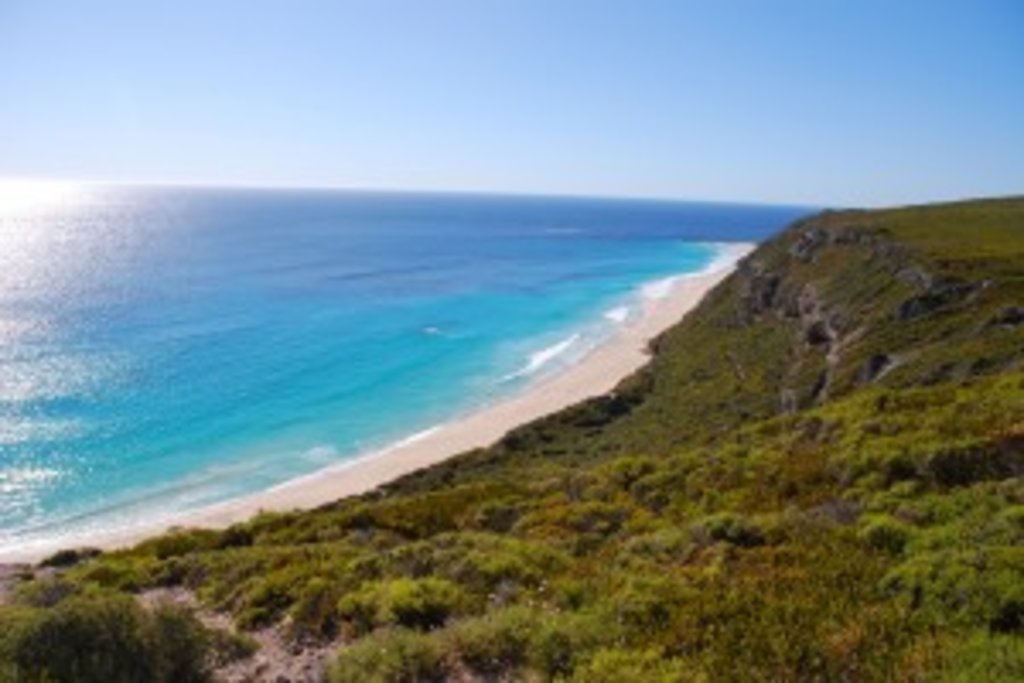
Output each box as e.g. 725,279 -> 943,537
0,180 -> 102,525
0,180 -> 93,307
0,179 -> 85,216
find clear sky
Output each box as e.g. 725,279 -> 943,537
0,0 -> 1021,206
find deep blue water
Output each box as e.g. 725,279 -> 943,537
0,186 -> 808,552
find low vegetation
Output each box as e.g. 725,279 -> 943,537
1,197 -> 1021,681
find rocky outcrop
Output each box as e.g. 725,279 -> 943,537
736,260 -> 781,318
990,306 -> 1024,328
788,226 -> 827,262
859,353 -> 894,383
896,280 -> 981,321
706,207 -> 1017,423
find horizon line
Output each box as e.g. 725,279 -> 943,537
3,175 -> 1020,212
0,175 -> 829,210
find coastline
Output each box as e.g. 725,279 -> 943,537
0,242 -> 754,563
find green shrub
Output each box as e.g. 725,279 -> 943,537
327,628 -> 443,683
882,548 -> 1024,629
337,578 -> 465,635
14,576 -> 78,608
40,548 -> 102,568
615,528 -> 693,568
236,573 -> 296,629
446,535 -> 566,593
528,610 -> 613,678
289,577 -> 342,642
328,606 -> 618,682
473,498 -> 524,532
137,529 -> 219,560
859,515 -> 913,554
924,441 -> 1024,488
0,596 -> 212,683
935,631 -> 1024,682
568,648 -> 691,682
694,512 -> 765,547
147,603 -> 213,683
440,606 -> 535,675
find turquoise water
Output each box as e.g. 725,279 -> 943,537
0,186 -> 807,552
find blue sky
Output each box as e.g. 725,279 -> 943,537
0,0 -> 1021,206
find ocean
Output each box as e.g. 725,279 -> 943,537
0,186 -> 808,553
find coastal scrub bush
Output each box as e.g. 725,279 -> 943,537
858,514 -> 913,554
15,576 -> 78,608
528,609 -> 614,678
444,534 -> 567,593
337,577 -> 466,635
235,572 -> 296,629
0,596 -> 213,683
327,628 -> 443,683
610,575 -> 693,635
327,606 -> 619,681
288,577 -> 342,642
438,606 -> 536,675
568,648 -> 690,683
39,547 -> 102,568
881,547 -> 1024,630
692,511 -> 765,547
615,527 -> 693,567
933,631 -> 1024,682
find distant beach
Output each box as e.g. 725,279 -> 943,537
0,242 -> 753,562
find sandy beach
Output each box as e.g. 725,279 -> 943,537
1,243 -> 753,562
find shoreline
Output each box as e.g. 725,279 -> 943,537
0,242 -> 754,563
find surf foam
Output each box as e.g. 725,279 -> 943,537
502,333 -> 582,381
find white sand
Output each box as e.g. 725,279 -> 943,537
0,243 -> 753,563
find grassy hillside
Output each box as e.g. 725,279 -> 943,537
1,197 -> 1022,682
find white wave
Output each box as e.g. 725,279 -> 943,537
682,242 -> 755,278
603,306 -> 630,324
640,242 -> 754,301
641,275 -> 679,300
302,444 -> 339,462
386,426 -> 443,451
502,333 -> 582,381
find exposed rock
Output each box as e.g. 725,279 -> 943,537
807,499 -> 861,525
860,354 -> 893,383
797,284 -> 820,317
796,284 -> 838,348
726,350 -> 748,382
809,370 -> 829,403
831,225 -> 879,245
779,388 -> 798,414
970,356 -> 1003,374
789,227 -> 828,262
895,265 -> 935,290
990,306 -> 1024,327
743,268 -> 781,315
805,320 -> 832,346
896,281 -> 978,321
